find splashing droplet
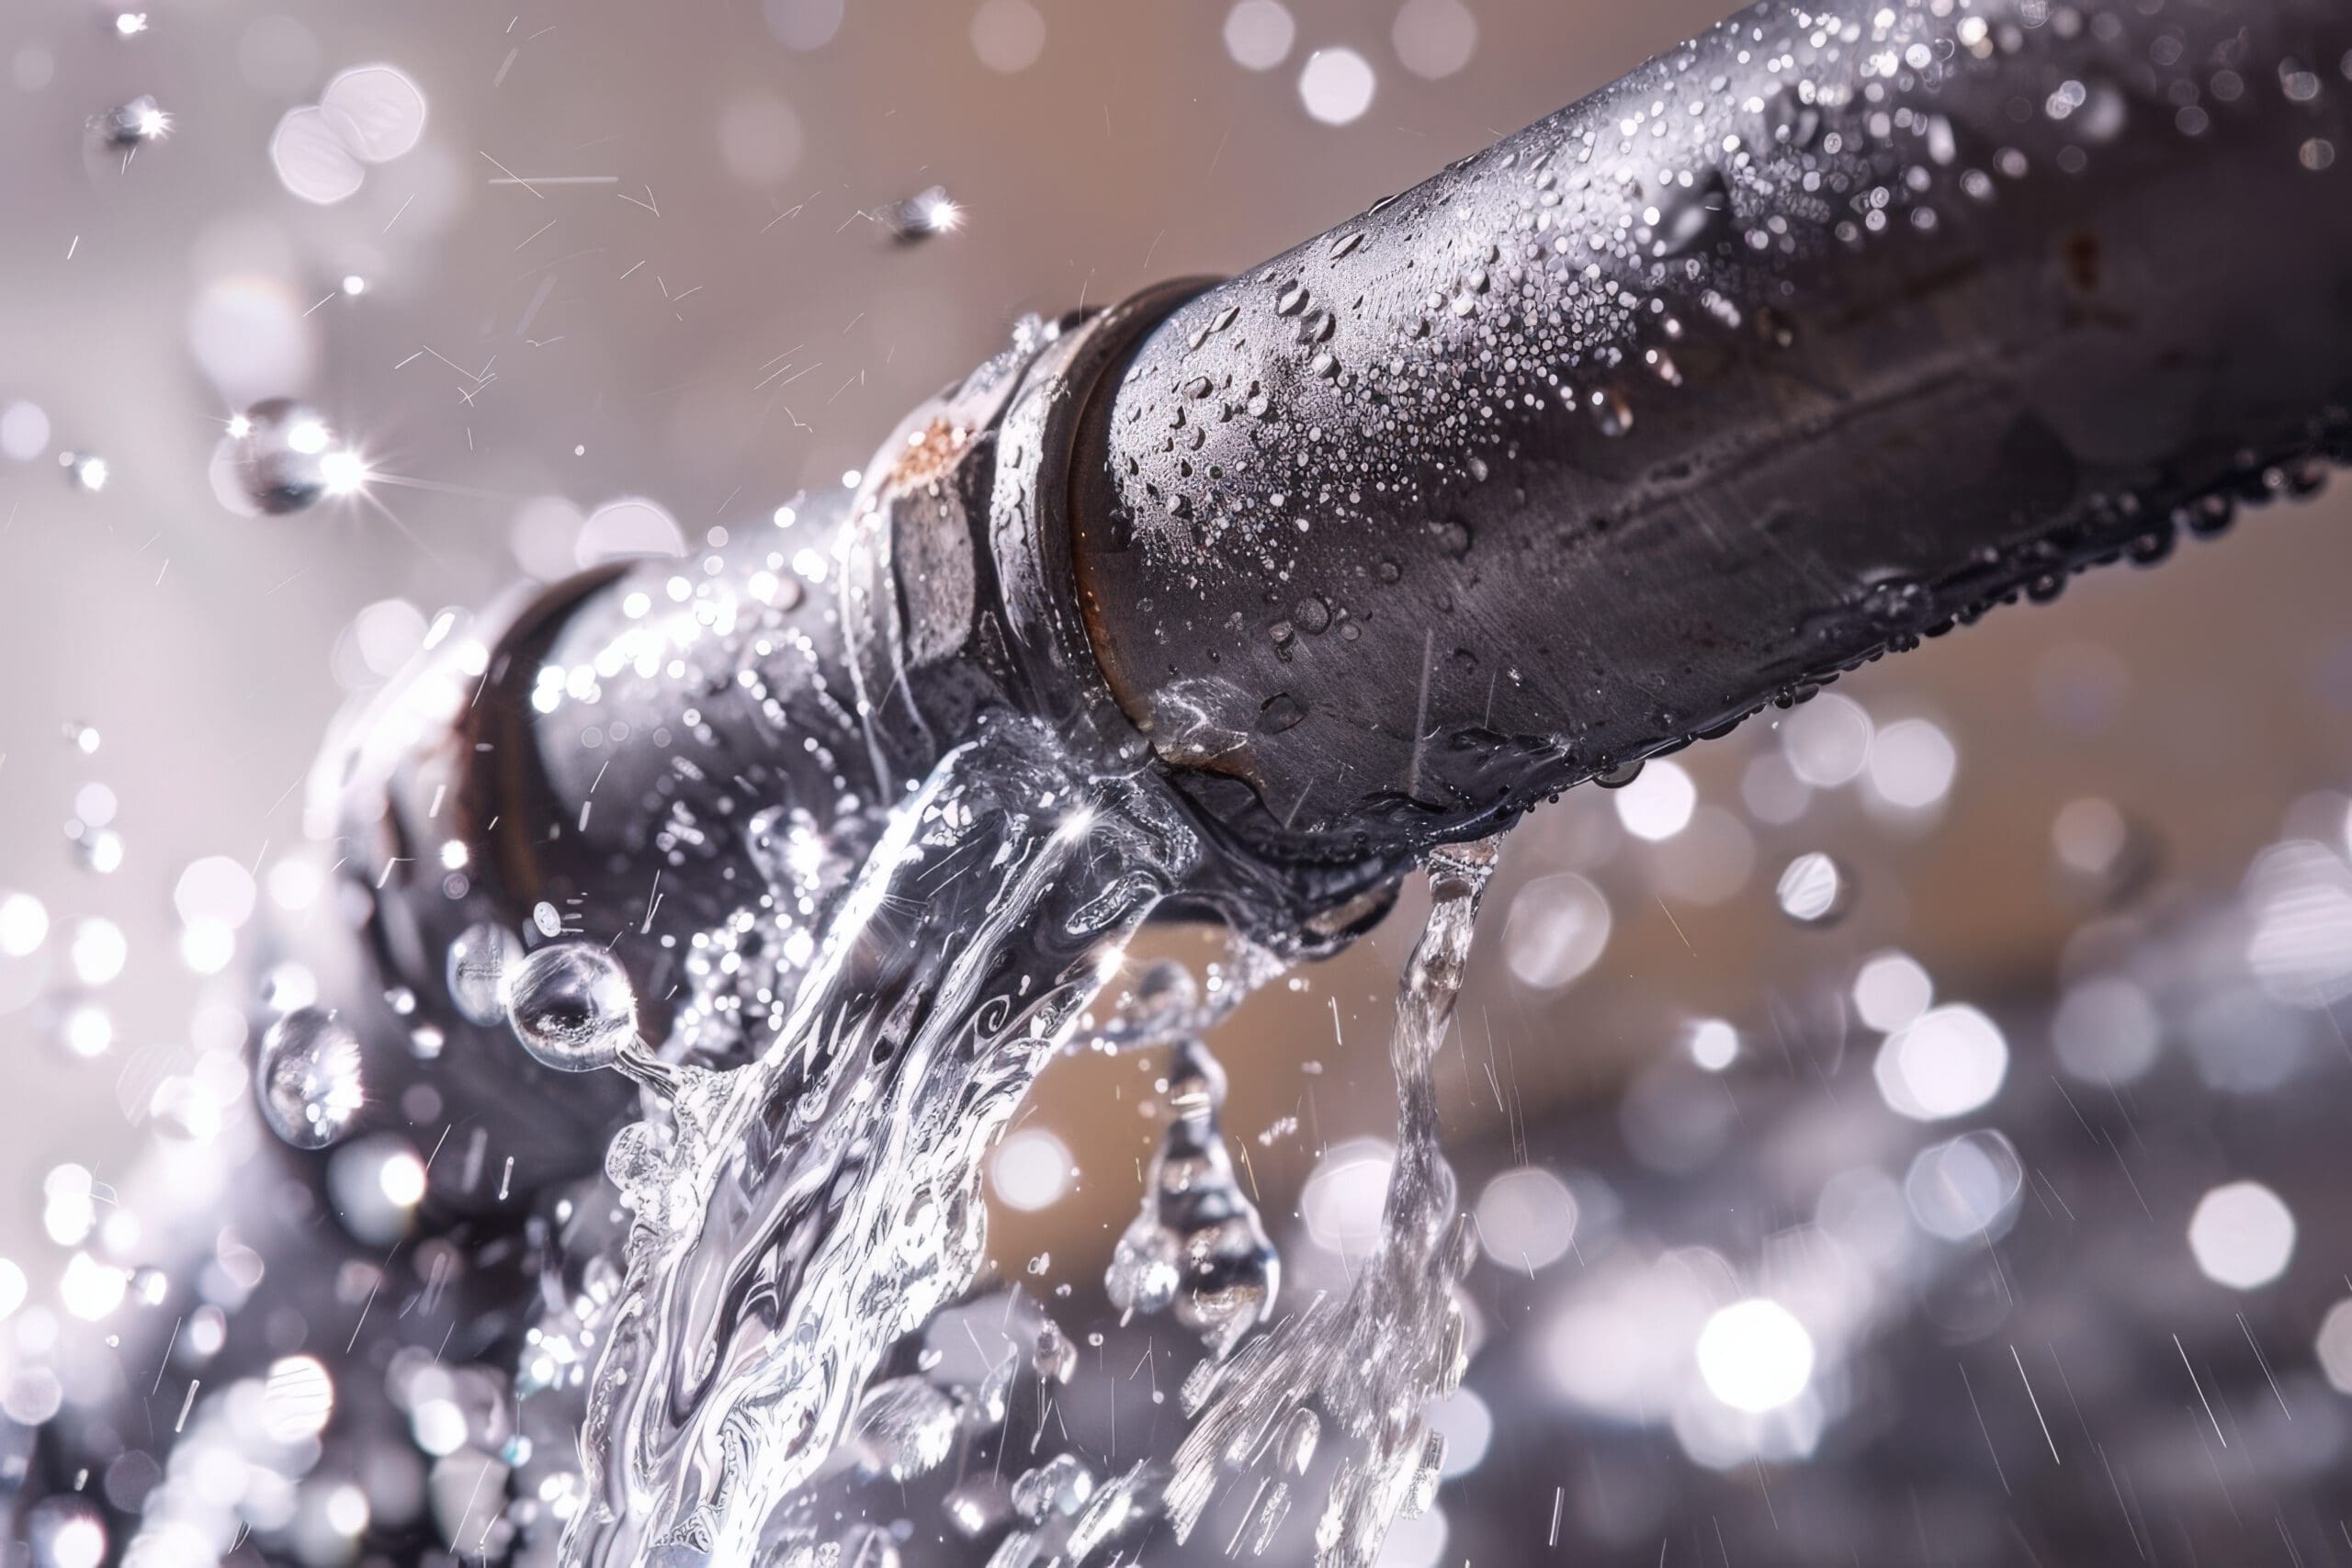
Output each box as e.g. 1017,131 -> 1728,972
255,1007 -> 364,1150
504,941 -> 639,1072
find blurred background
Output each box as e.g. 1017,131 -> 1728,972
6,0 -> 2352,1562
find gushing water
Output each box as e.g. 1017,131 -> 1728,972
555,718 -> 1204,1567
461,699 -> 1510,1568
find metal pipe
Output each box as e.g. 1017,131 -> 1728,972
329,0 -> 2352,1154
291,0 -> 2352,1210
1074,0 -> 2352,870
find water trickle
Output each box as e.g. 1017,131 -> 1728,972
1087,958 -> 1200,1051
1162,838 -> 1500,1565
1104,1035 -> 1278,1357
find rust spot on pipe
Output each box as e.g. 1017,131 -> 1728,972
879,417 -> 971,496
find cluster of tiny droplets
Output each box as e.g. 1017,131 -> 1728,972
1113,0 -> 2336,595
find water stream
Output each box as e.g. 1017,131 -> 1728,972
1160,839 -> 1496,1566
558,718 -> 1204,1567
163,688 -> 1499,1568
504,721 -> 1499,1568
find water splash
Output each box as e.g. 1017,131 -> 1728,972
561,718 -> 1203,1567
1164,837 -> 1500,1565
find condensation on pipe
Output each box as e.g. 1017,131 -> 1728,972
1078,0 -> 2352,870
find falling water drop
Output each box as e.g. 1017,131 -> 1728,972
209,400 -> 355,516
850,1376 -> 959,1480
96,95 -> 167,147
445,921 -> 520,1027
881,185 -> 963,243
503,941 -> 639,1072
255,1007 -> 364,1150
1012,1453 -> 1097,1521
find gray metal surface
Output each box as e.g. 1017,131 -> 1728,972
1083,0 -> 2352,869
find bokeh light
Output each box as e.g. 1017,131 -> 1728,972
2187,1180 -> 2296,1291
1224,0 -> 1296,70
989,1128 -> 1072,1213
1298,48 -> 1377,125
1694,1299 -> 1815,1414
